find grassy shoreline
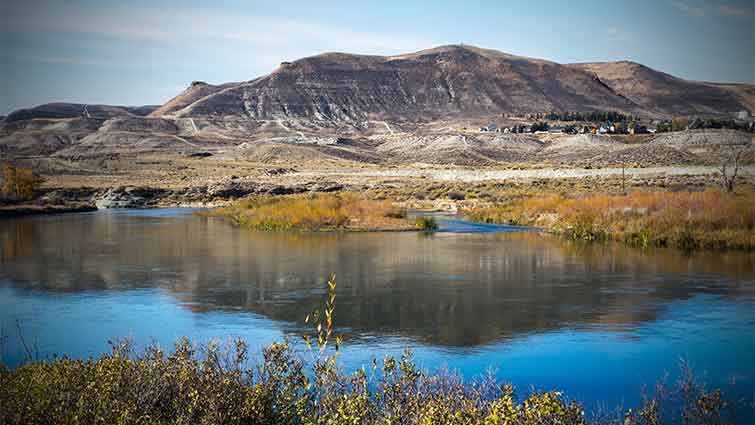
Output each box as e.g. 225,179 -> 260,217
465,189 -> 754,250
200,192 -> 439,232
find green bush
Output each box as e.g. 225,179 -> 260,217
415,216 -> 439,230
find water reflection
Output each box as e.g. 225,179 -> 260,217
1,210 -> 753,347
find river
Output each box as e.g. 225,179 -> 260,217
1,208 -> 753,413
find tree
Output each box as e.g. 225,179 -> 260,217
718,150 -> 743,193
656,121 -> 672,133
2,164 -> 44,201
531,121 -> 549,132
671,118 -> 689,132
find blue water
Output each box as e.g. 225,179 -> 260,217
1,209 -> 753,416
419,212 -> 538,233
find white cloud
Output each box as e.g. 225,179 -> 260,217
20,55 -> 113,67
668,1 -> 754,20
717,3 -> 754,19
670,1 -> 705,17
2,3 -> 435,56
0,2 -> 440,87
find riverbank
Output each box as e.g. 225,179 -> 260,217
0,202 -> 97,218
28,164 -> 754,211
465,189 -> 755,250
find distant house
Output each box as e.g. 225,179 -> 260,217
479,123 -> 499,133
736,110 -> 750,120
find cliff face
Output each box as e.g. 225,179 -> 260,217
152,45 -> 752,121
156,45 -> 641,120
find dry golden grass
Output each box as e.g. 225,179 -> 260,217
468,189 -> 755,250
203,192 -> 416,231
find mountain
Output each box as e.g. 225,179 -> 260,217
154,45 -> 639,120
568,61 -> 753,117
4,45 -> 753,125
151,45 -> 752,121
148,81 -> 237,118
3,103 -> 158,123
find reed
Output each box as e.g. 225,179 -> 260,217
467,189 -> 755,250
203,192 -> 414,232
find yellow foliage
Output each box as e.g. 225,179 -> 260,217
205,192 -> 414,231
2,164 -> 44,201
468,189 -> 755,250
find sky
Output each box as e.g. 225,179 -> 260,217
1,0 -> 753,115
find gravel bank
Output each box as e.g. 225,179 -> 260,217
299,166 -> 755,183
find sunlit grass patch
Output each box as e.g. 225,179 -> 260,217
202,192 -> 416,231
467,189 -> 755,250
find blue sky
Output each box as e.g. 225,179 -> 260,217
1,0 -> 753,114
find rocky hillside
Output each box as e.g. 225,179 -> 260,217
3,103 -> 158,123
569,61 -> 753,118
5,45 -> 753,125
1,45 -> 752,167
155,45 -> 642,120
150,45 -> 753,121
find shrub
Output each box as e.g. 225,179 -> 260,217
447,191 -> 466,201
384,207 -> 408,219
1,164 -> 44,201
413,191 -> 428,200
478,191 -> 496,200
415,216 -> 439,230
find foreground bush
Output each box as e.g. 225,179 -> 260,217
202,192 -> 415,231
467,189 -> 754,250
1,340 -> 744,425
